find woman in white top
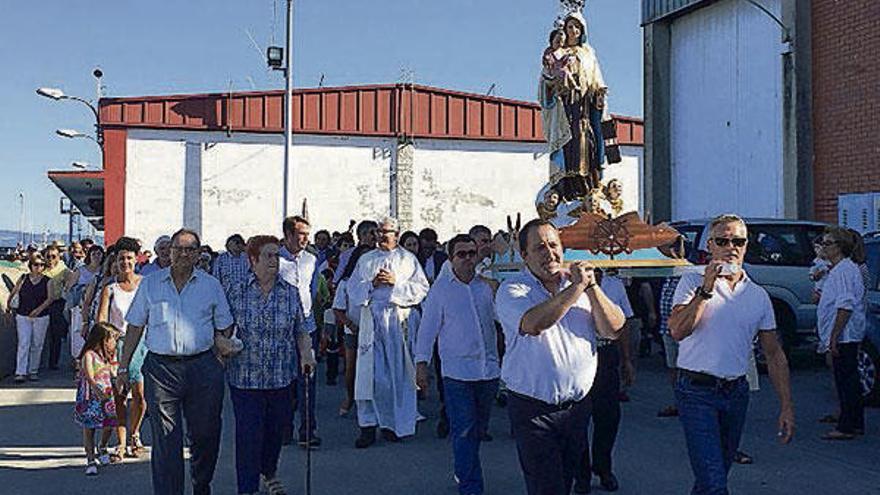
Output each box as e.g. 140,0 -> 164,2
65,245 -> 104,368
97,237 -> 145,460
816,227 -> 866,440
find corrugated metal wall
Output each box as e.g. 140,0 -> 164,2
669,0 -> 785,219
642,0 -> 711,24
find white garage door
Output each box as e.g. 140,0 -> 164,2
670,0 -> 785,220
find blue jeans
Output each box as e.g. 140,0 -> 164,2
230,385 -> 292,494
443,377 -> 499,495
675,373 -> 749,495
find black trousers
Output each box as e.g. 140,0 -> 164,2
508,392 -> 591,495
47,299 -> 67,368
143,351 -> 225,495
325,324 -> 342,383
833,342 -> 865,434
577,345 -> 621,482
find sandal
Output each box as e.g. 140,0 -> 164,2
262,475 -> 287,495
338,399 -> 353,417
733,451 -> 753,464
821,429 -> 856,441
818,414 -> 839,424
108,452 -> 123,464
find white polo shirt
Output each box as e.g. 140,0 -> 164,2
495,270 -> 598,405
673,270 -> 775,379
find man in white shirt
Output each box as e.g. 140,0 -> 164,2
348,217 -> 429,447
669,214 -> 795,495
495,219 -> 626,495
278,215 -> 320,448
574,269 -> 634,493
416,234 -> 500,495
816,226 -> 866,440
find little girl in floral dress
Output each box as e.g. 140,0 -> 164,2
74,322 -> 120,476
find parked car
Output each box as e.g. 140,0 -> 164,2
668,218 -> 828,354
861,232 -> 880,405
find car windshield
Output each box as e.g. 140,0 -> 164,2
743,224 -> 825,267
866,241 -> 880,291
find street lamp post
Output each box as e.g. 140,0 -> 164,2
267,1 -> 294,221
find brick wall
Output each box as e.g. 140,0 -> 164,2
812,1 -> 880,222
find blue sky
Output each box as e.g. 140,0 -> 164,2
0,0 -> 643,235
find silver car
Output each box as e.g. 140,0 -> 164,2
669,218 -> 829,353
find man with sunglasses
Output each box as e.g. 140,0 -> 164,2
415,234 -> 500,495
669,214 -> 795,495
347,217 -> 429,447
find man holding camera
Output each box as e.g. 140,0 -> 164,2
668,214 -> 795,495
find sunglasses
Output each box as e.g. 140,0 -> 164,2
711,237 -> 747,248
454,250 -> 478,259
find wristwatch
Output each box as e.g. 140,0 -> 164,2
696,287 -> 714,300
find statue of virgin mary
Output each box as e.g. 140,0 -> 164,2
539,11 -> 608,202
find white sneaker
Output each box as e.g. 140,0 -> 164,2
85,463 -> 98,476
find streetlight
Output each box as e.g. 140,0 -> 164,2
267,0 -> 294,220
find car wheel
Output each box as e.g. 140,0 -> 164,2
859,341 -> 880,406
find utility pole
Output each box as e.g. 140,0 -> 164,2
18,192 -> 25,247
283,0 -> 294,220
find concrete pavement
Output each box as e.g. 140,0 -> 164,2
1,355 -> 879,494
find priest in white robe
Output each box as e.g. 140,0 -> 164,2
348,217 -> 430,447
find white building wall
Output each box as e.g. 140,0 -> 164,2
410,140 -> 549,240
669,0 -> 785,220
125,130 -> 393,248
124,129 -> 644,247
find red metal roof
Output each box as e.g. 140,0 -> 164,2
99,84 -> 643,146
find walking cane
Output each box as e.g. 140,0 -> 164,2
304,365 -> 313,495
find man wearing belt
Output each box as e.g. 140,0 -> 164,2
574,269 -> 635,493
496,219 -> 626,495
669,214 -> 795,495
415,234 -> 500,495
118,228 -> 234,495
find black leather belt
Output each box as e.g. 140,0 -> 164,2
149,349 -> 212,362
679,369 -> 745,388
508,390 -> 584,410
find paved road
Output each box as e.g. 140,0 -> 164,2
1,355 -> 879,495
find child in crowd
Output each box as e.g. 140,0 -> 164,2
74,322 -> 120,476
810,237 -> 831,302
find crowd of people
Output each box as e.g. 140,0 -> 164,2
2,212 -> 873,495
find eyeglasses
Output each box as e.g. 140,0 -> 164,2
171,246 -> 199,254
818,240 -> 838,247
454,250 -> 478,259
711,237 -> 747,248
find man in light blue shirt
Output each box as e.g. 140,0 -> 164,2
278,215 -> 320,448
117,228 -> 233,495
416,234 -> 500,495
